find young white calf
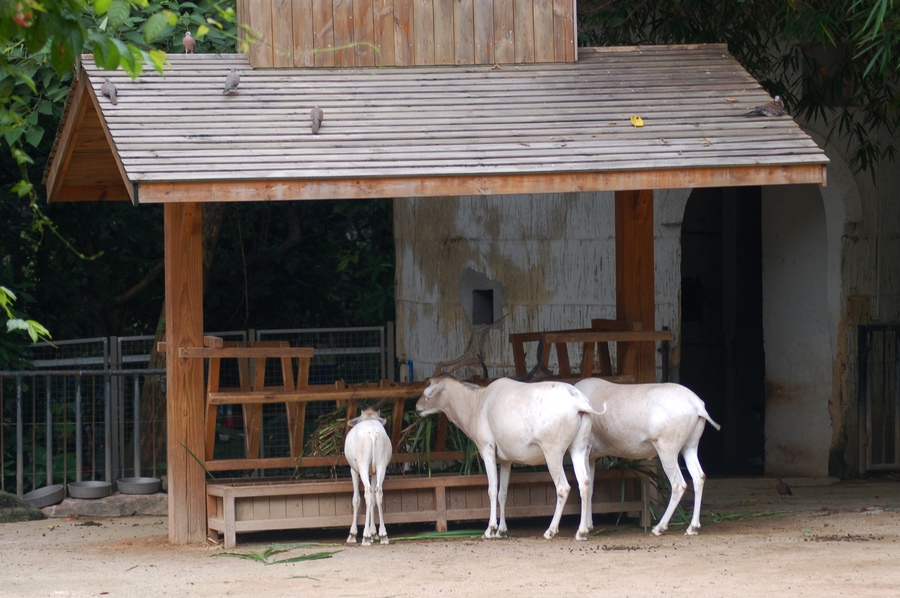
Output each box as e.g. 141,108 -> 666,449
344,403 -> 392,545
574,378 -> 720,536
416,375 -> 603,540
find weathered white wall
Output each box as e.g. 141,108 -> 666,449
761,184 -> 832,475
394,191 -> 683,380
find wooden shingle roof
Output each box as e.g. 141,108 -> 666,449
45,44 -> 827,204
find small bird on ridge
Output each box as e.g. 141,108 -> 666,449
223,68 -> 240,95
310,106 -> 324,134
101,77 -> 118,105
775,478 -> 793,498
745,95 -> 784,117
183,31 -> 196,54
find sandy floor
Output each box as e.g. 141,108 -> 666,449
2,476 -> 899,597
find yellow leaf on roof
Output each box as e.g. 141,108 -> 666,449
630,115 -> 644,127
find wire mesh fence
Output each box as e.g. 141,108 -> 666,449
0,325 -> 393,495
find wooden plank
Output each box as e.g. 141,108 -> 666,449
373,0 -> 396,66
552,0 -> 574,62
271,0 -> 295,66
180,346 -> 314,358
393,0 -> 414,65
353,0 -> 376,66
413,0 -> 434,65
513,0 -> 535,63
453,0 -> 475,65
473,0 -> 493,64
333,0 -> 355,66
433,0 -> 454,65
532,0 -> 553,62
615,190 -> 657,383
292,0 -> 316,66
313,0 -> 336,66
164,202 -> 206,544
493,0 -> 514,64
247,0 -> 275,67
137,163 -> 828,204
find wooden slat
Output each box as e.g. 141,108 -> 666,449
454,0 -> 475,65
433,0 -> 454,65
552,0 -> 574,62
473,0 -> 493,64
313,0 -> 336,66
292,0 -> 316,66
493,0 -> 515,64
514,0 -> 535,63
353,0 -> 376,66
333,0 -> 355,66
413,0 -> 434,65
393,0 -> 414,65
532,0 -> 553,62
373,0 -> 396,66
271,0 -> 295,66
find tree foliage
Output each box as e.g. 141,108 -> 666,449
579,0 -> 900,172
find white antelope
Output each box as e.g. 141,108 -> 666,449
343,400 -> 392,545
416,375 -> 603,540
574,377 -> 720,536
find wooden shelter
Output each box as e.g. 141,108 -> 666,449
44,5 -> 827,543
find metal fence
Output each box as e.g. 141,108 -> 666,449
859,324 -> 900,471
1,325 -> 392,496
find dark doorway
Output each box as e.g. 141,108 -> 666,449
680,187 -> 766,475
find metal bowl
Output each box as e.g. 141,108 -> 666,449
23,484 -> 66,508
68,481 -> 112,499
116,477 -> 161,495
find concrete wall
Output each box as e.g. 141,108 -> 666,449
393,191 -> 683,380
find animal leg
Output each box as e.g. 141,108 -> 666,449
497,463 -> 511,537
681,423 -> 708,535
360,467 -> 374,546
569,444 -> 593,541
375,463 -> 389,544
347,469 -> 361,544
652,450 -> 687,536
543,455 -> 570,540
482,453 -> 501,539
585,457 -> 598,532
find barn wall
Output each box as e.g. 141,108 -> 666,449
238,0 -> 577,68
393,191 -> 683,381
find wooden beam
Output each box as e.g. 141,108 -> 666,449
164,202 -> 207,544
615,190 -> 656,383
136,163 -> 828,204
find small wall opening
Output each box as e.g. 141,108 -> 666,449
472,290 -> 494,325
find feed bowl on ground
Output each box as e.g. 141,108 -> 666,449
68,481 -> 112,499
23,484 -> 66,508
116,477 -> 161,495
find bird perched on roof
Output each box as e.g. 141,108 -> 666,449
745,95 -> 785,117
223,68 -> 240,94
183,30 -> 196,54
310,106 -> 324,134
100,77 -> 117,105
775,478 -> 793,498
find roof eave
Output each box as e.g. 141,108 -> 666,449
134,162 -> 827,204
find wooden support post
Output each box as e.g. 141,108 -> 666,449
615,190 -> 656,383
164,202 -> 207,544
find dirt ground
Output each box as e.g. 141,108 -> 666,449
2,476 -> 899,597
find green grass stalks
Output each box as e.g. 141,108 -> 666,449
212,547 -> 340,565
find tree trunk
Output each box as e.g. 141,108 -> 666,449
139,203 -> 227,475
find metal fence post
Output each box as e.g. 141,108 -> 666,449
45,375 -> 52,485
16,376 -> 23,496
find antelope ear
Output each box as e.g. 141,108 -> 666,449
347,415 -> 361,427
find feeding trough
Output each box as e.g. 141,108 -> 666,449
68,481 -> 112,499
117,477 -> 161,495
23,484 -> 66,508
